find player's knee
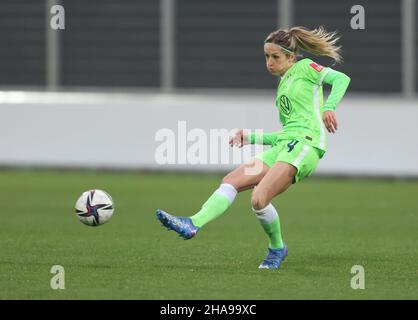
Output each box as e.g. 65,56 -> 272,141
251,190 -> 269,211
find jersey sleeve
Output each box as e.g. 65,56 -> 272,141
299,58 -> 332,85
321,69 -> 351,111
300,58 -> 351,111
248,130 -> 280,145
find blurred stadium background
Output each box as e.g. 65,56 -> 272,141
0,0 -> 417,300
0,0 -> 417,175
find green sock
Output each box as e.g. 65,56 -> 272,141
260,217 -> 284,249
190,188 -> 235,228
253,204 -> 284,249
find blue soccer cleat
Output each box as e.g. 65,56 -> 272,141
156,209 -> 200,240
258,243 -> 288,269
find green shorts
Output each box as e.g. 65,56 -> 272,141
255,139 -> 323,183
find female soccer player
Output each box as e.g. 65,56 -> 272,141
156,26 -> 351,269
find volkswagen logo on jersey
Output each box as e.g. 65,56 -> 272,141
279,95 -> 292,115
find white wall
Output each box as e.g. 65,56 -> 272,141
0,91 -> 417,177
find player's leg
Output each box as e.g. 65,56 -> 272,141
189,158 -> 270,228
156,158 -> 270,239
252,161 -> 295,245
252,162 -> 295,269
252,161 -> 296,210
253,141 -> 321,269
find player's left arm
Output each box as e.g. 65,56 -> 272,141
321,69 -> 351,133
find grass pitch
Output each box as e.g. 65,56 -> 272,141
0,169 -> 417,299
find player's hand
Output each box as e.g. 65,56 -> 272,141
229,129 -> 249,148
323,110 -> 338,133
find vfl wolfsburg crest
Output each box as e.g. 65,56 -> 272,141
279,95 -> 292,115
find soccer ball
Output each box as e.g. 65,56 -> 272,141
75,189 -> 114,226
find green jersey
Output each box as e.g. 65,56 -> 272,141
250,58 -> 350,156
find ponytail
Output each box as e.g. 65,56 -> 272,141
265,26 -> 343,64
289,26 -> 342,63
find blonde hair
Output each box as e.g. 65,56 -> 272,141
265,26 -> 342,63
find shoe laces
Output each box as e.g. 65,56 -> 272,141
265,248 -> 282,261
170,216 -> 189,229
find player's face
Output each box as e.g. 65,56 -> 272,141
264,43 -> 295,76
